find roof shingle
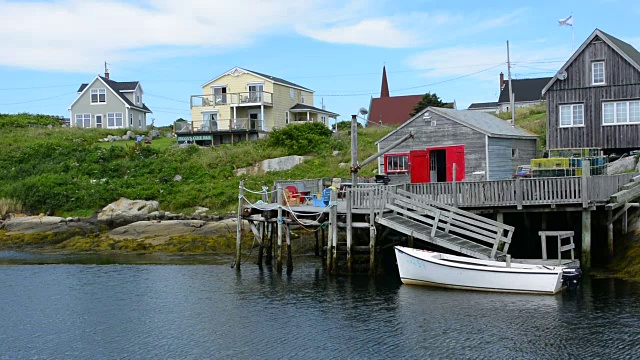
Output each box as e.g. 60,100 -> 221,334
497,77 -> 552,103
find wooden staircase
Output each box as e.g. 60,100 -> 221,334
376,189 -> 514,260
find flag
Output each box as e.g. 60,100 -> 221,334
558,15 -> 573,26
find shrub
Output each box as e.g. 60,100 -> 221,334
0,113 -> 62,128
266,122 -> 333,155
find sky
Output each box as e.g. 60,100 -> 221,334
1,0 -> 639,126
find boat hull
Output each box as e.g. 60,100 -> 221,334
395,246 -> 564,295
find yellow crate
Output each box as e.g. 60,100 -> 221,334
531,158 -> 570,169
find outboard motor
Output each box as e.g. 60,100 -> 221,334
562,267 -> 582,290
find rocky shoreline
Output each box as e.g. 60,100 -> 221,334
0,198 -> 249,253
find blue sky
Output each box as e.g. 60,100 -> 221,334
1,0 -> 638,126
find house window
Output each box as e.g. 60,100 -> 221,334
559,104 -> 584,127
138,114 -> 142,128
301,93 -> 305,104
135,94 -> 140,104
248,84 -> 263,102
321,115 -> 326,125
603,101 -> 640,125
129,114 -> 133,127
431,119 -> 437,126
285,112 -> 290,124
212,86 -> 227,104
75,114 -> 90,128
592,61 -> 605,85
90,88 -> 106,104
290,88 -> 294,99
384,153 -> 409,173
106,113 -> 124,128
512,148 -> 519,159
95,115 -> 103,128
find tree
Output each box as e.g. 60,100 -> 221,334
410,92 -> 446,117
333,120 -> 363,132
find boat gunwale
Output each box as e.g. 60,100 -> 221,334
395,247 -> 563,276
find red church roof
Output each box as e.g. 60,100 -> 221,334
367,94 -> 424,126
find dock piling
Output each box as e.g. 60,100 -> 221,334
286,224 -> 293,273
369,189 -> 376,276
346,189 -> 353,273
236,180 -> 244,271
276,185 -> 283,273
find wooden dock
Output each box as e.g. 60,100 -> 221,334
237,171 -> 638,275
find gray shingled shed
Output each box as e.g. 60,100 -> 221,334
375,107 -> 538,183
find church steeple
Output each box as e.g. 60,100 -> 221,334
380,66 -> 390,98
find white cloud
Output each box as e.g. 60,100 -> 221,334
0,0 -> 532,72
0,0 -> 312,72
297,18 -> 420,48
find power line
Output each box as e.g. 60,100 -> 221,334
314,63 -> 505,97
145,92 -> 189,104
0,84 -> 77,91
0,91 -> 76,105
153,106 -> 191,111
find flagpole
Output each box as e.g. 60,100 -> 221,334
572,16 -> 575,52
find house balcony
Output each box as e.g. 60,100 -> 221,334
190,92 -> 273,109
174,118 -> 265,133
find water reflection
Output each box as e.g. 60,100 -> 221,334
0,252 -> 639,359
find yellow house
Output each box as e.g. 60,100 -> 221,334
181,67 -> 339,146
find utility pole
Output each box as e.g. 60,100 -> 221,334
350,114 -> 358,187
506,41 -> 515,126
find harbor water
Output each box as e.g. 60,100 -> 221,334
0,252 -> 639,359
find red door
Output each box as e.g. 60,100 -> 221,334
409,150 -> 430,183
445,145 -> 465,181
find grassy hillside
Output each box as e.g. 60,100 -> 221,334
0,113 -> 63,128
0,122 -> 391,216
496,104 -> 547,151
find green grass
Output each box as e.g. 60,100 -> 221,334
495,104 -> 547,151
0,122 -> 392,216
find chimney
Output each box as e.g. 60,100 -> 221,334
499,72 -> 504,90
105,71 -> 109,80
104,61 -> 110,80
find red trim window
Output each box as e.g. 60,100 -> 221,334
384,153 -> 409,173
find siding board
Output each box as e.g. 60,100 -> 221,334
547,36 -> 640,150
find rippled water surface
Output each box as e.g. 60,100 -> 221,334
1,252 -> 639,359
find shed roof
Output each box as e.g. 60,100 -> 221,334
497,77 -> 552,103
376,107 -> 537,144
467,102 -> 499,109
289,103 -> 339,117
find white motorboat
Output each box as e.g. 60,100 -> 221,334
395,246 -> 570,294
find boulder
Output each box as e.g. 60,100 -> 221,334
126,130 -> 135,139
234,155 -> 311,176
97,198 -> 159,225
173,175 -> 183,182
332,151 -> 341,157
339,162 -> 348,168
193,206 -> 209,216
122,134 -> 130,141
150,130 -> 161,138
608,155 -> 636,174
113,136 -> 122,141
2,216 -> 97,234
107,219 -> 249,244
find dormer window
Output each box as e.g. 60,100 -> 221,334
592,61 -> 605,85
136,93 -> 140,104
91,88 -> 106,104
